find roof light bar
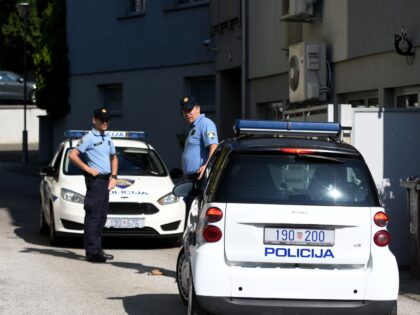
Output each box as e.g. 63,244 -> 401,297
65,130 -> 147,140
234,119 -> 341,137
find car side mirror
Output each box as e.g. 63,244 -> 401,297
170,167 -> 183,179
173,180 -> 195,197
17,77 -> 24,83
40,165 -> 56,177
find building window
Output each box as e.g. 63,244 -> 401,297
99,84 -> 123,116
348,99 -> 366,107
260,102 -> 284,120
344,90 -> 379,108
396,94 -> 419,108
187,77 -> 215,113
127,0 -> 146,15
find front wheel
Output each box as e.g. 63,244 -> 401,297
176,248 -> 189,304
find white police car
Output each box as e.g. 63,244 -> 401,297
39,130 -> 186,245
175,120 -> 398,315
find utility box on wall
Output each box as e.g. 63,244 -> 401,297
288,42 -> 327,104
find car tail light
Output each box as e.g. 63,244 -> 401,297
206,207 -> 223,223
374,230 -> 391,247
203,225 -> 222,242
280,148 -> 315,154
374,211 -> 389,227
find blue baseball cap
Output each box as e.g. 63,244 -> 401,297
93,107 -> 110,121
180,96 -> 198,111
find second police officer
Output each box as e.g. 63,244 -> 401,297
69,107 -> 118,263
180,96 -> 219,180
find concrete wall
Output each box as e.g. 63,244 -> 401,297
62,63 -> 214,170
64,0 -> 215,170
248,0 -> 287,78
213,0 -> 420,117
0,106 -> 46,149
67,1 -> 213,75
210,0 -> 242,71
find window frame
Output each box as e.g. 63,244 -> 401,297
98,83 -> 123,116
126,0 -> 146,16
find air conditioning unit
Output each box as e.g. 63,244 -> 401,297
289,41 -> 328,103
281,0 -> 315,22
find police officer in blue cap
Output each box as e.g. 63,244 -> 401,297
180,96 -> 219,180
69,107 -> 118,263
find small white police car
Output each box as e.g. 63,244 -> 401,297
175,120 -> 398,315
40,130 -> 185,245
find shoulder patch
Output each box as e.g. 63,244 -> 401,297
207,131 -> 216,140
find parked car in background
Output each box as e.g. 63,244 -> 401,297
39,130 -> 186,245
0,70 -> 36,104
175,120 -> 398,315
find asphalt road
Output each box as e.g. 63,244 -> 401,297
0,153 -> 186,315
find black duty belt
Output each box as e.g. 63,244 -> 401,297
84,172 -> 110,180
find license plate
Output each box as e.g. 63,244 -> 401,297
264,227 -> 334,246
105,218 -> 144,229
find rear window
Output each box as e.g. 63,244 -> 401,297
63,147 -> 167,176
214,154 -> 379,206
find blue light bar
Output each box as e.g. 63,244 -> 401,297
234,120 -> 341,136
65,130 -> 147,140
64,130 -> 88,138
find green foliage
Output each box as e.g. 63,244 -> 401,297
33,0 -> 69,118
0,0 -> 69,118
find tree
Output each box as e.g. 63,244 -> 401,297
33,0 -> 69,118
0,0 -> 69,118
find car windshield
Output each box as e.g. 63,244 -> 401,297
63,146 -> 167,176
214,153 -> 379,206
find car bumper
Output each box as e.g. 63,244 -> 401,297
196,296 -> 397,315
53,199 -> 185,237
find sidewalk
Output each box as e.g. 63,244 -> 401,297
399,269 -> 420,302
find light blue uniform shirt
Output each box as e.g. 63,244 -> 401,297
182,114 -> 219,176
75,128 -> 116,175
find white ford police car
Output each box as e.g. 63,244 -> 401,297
175,120 -> 398,315
40,130 -> 185,245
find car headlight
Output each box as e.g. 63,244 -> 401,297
61,188 -> 85,204
157,192 -> 179,205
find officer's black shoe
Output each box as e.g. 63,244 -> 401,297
86,253 -> 107,263
101,250 -> 114,260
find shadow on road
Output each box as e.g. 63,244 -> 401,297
108,293 -> 186,315
111,261 -> 176,279
20,247 -> 177,280
20,247 -> 86,261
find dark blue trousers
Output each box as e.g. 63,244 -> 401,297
83,176 -> 109,256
